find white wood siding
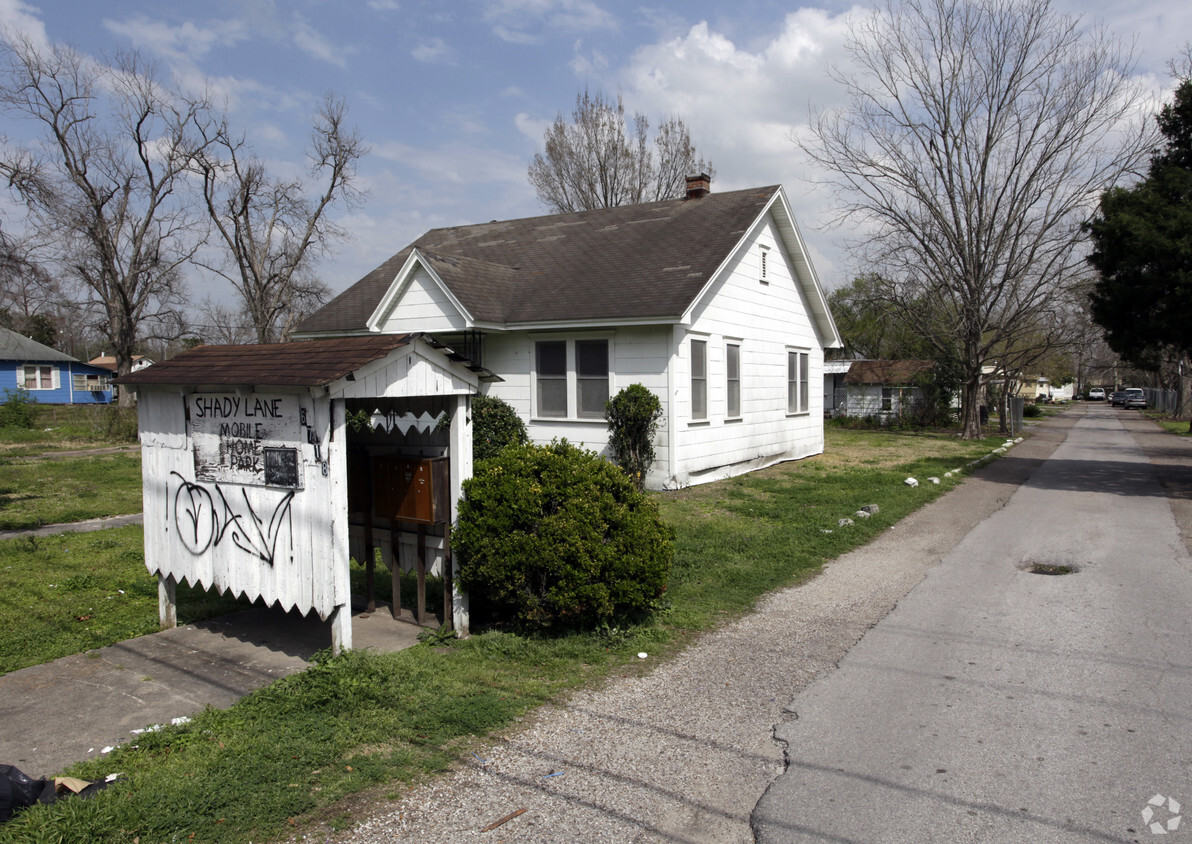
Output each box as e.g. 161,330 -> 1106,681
139,386 -> 346,620
669,215 -> 826,486
482,327 -> 673,483
376,266 -> 468,334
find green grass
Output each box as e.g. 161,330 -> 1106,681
0,452 -> 143,530
0,527 -> 253,674
1142,409 -> 1192,435
0,404 -> 138,456
0,426 -> 1007,843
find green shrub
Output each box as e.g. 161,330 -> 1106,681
0,386 -> 37,429
605,383 -> 663,490
456,440 -> 672,630
471,393 -> 528,461
1022,403 -> 1042,418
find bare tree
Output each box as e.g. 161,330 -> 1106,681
529,89 -> 714,213
195,94 -> 366,343
803,0 -> 1153,437
0,34 -> 213,404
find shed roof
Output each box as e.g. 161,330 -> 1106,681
0,326 -> 77,363
117,335 -> 425,387
844,360 -> 936,386
297,185 -> 799,333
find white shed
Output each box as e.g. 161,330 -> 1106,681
120,333 -> 485,651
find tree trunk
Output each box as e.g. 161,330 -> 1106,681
961,375 -> 984,439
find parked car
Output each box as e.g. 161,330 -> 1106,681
1124,388 -> 1147,409
1110,390 -> 1128,406
1089,387 -> 1106,401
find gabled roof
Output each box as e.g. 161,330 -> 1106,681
117,334 -> 495,388
297,185 -> 840,345
844,360 -> 936,386
0,326 -> 77,363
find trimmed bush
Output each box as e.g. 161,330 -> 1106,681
471,394 -> 528,461
0,387 -> 37,429
605,383 -> 663,490
456,440 -> 672,630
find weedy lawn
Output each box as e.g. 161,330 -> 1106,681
0,425 -> 1009,844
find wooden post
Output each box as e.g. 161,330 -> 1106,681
329,604 -> 351,653
390,523 -> 402,619
416,524 -> 427,625
158,573 -> 177,629
363,458 -> 376,613
442,522 -> 453,631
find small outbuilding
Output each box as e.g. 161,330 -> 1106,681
119,333 -> 487,651
840,360 -> 936,420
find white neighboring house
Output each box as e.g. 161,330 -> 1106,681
839,360 -> 936,420
296,177 -> 843,488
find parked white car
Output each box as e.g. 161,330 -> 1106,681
1089,387 -> 1106,401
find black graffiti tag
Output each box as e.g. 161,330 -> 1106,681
170,471 -> 294,566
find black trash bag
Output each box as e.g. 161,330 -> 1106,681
0,764 -> 57,823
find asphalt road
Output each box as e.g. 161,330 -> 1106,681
752,405 -> 1192,843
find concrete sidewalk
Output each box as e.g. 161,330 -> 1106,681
0,602 -> 424,778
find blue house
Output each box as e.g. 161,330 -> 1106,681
0,326 -> 114,404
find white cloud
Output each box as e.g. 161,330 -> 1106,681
515,111 -> 552,145
569,38 -> 608,75
0,0 -> 48,48
484,0 -> 617,44
292,17 -> 350,68
411,36 -> 456,64
102,14 -> 248,63
616,11 -> 861,283
367,0 -> 401,10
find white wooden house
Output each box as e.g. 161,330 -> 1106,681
296,177 -> 842,488
120,334 -> 485,650
839,360 -> 935,421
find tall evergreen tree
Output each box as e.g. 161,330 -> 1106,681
1086,75 -> 1192,421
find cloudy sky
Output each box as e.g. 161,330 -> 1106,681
1,0 -> 1188,304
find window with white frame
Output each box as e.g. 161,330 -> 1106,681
881,386 -> 893,412
533,338 -> 609,419
726,342 -> 741,418
575,339 -> 609,418
23,365 -> 55,391
787,350 -> 809,414
691,339 -> 707,421
73,372 -> 112,392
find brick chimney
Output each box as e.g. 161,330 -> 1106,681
685,173 -> 711,199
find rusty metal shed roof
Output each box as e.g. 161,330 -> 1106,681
117,334 -> 425,387
844,360 -> 936,386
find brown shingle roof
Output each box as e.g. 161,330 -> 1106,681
117,335 -> 417,387
297,186 -> 781,334
844,360 -> 935,386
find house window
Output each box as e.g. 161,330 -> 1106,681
787,351 -> 809,414
536,341 -> 567,417
881,387 -> 893,412
23,365 -> 54,391
760,245 -> 770,284
726,342 -> 741,418
691,339 -> 707,421
533,338 -> 610,419
575,339 -> 609,419
73,372 -> 111,392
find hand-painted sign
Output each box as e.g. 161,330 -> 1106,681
188,393 -> 304,488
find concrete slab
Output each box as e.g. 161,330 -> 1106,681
0,602 -> 424,778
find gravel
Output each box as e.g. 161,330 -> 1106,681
335,420 -> 1071,844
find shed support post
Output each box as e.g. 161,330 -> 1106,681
158,573 -> 177,629
449,393 -> 471,636
329,604 -> 351,654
